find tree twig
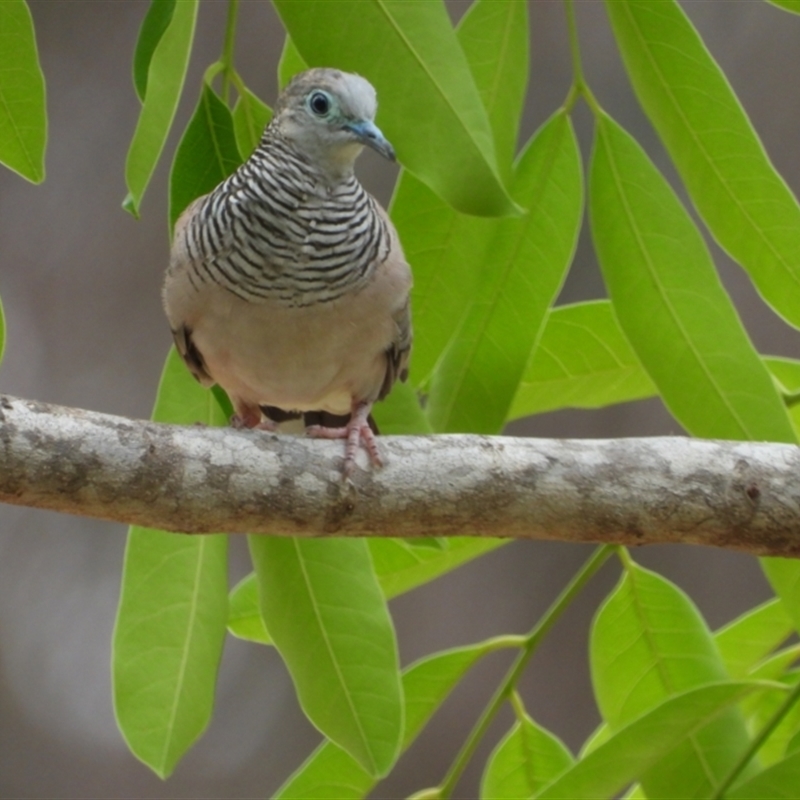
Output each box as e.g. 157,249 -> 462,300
1,394 -> 799,556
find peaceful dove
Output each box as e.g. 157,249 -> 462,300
163,68 -> 412,476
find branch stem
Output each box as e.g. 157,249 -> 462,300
221,0 -> 239,103
437,546 -> 613,797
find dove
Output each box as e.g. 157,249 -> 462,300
163,68 -> 412,477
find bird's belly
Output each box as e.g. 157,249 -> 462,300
188,284 -> 394,415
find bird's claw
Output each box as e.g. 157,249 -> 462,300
306,403 -> 381,477
231,411 -> 277,431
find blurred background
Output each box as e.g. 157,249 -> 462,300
1,1 -> 799,796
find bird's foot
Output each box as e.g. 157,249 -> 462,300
306,402 -> 381,477
231,406 -> 277,431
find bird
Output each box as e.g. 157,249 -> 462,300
162,68 -> 412,477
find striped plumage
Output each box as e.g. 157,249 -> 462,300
181,132 -> 392,306
163,68 -> 412,476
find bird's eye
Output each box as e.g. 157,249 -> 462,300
308,91 -> 331,116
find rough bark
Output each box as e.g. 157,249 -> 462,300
1,394 -> 799,556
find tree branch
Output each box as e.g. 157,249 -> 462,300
1,394 -> 799,556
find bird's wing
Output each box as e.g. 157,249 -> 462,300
171,322 -> 215,387
377,292 -> 411,400
166,194 -> 218,387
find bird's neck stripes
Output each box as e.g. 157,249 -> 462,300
184,131 -> 390,306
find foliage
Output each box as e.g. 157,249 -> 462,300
0,0 -> 46,184
2,0 -> 800,795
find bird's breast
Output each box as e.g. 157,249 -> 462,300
181,268 -> 406,415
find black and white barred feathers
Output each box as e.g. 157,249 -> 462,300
181,126 -> 392,307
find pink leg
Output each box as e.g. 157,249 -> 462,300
231,401 -> 277,432
306,401 -> 381,476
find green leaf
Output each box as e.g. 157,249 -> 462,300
456,0 -> 528,177
621,786 -> 647,799
591,562 -> 754,797
765,356 -> 800,394
0,0 -> 46,183
606,0 -> 800,330
275,741 -> 373,800
481,715 -> 573,799
509,300 -> 657,420
249,537 -> 402,777
390,173 -> 496,387
278,35 -> 308,91
371,379 -> 431,435
764,357 -> 800,436
715,599 -> 794,679
113,348 -> 228,778
124,0 -> 197,216
789,726 -> 800,756
759,558 -> 800,757
537,682 -> 779,800
765,0 -> 800,11
169,83 -> 242,231
590,113 -> 796,443
763,559 -> 800,641
742,670 -> 800,766
231,85 -> 271,162
428,111 -> 583,433
370,537 -> 507,600
273,0 -> 518,217
227,573 -> 271,646
748,648 -> 800,684
132,0 -> 176,101
579,722 -> 612,759
403,537 -> 448,552
727,749 -> 800,799
788,725 -> 800,757
148,346 -> 225,425
387,0 -> 528,386
275,639 -> 513,799
113,531 -> 227,778
226,536 -> 505,650
735,654 -> 800,755
593,563 -> 732,723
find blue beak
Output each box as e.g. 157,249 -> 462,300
345,119 -> 396,162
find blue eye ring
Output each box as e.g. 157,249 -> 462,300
308,90 -> 332,116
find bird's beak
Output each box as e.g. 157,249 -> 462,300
345,120 -> 396,162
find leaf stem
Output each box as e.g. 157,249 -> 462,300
437,545 -> 614,798
221,0 -> 239,104
617,544 -> 636,570
711,678 -> 800,799
510,690 -> 528,722
565,0 -> 585,92
563,0 -> 603,117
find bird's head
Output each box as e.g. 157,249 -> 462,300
273,68 -> 395,179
